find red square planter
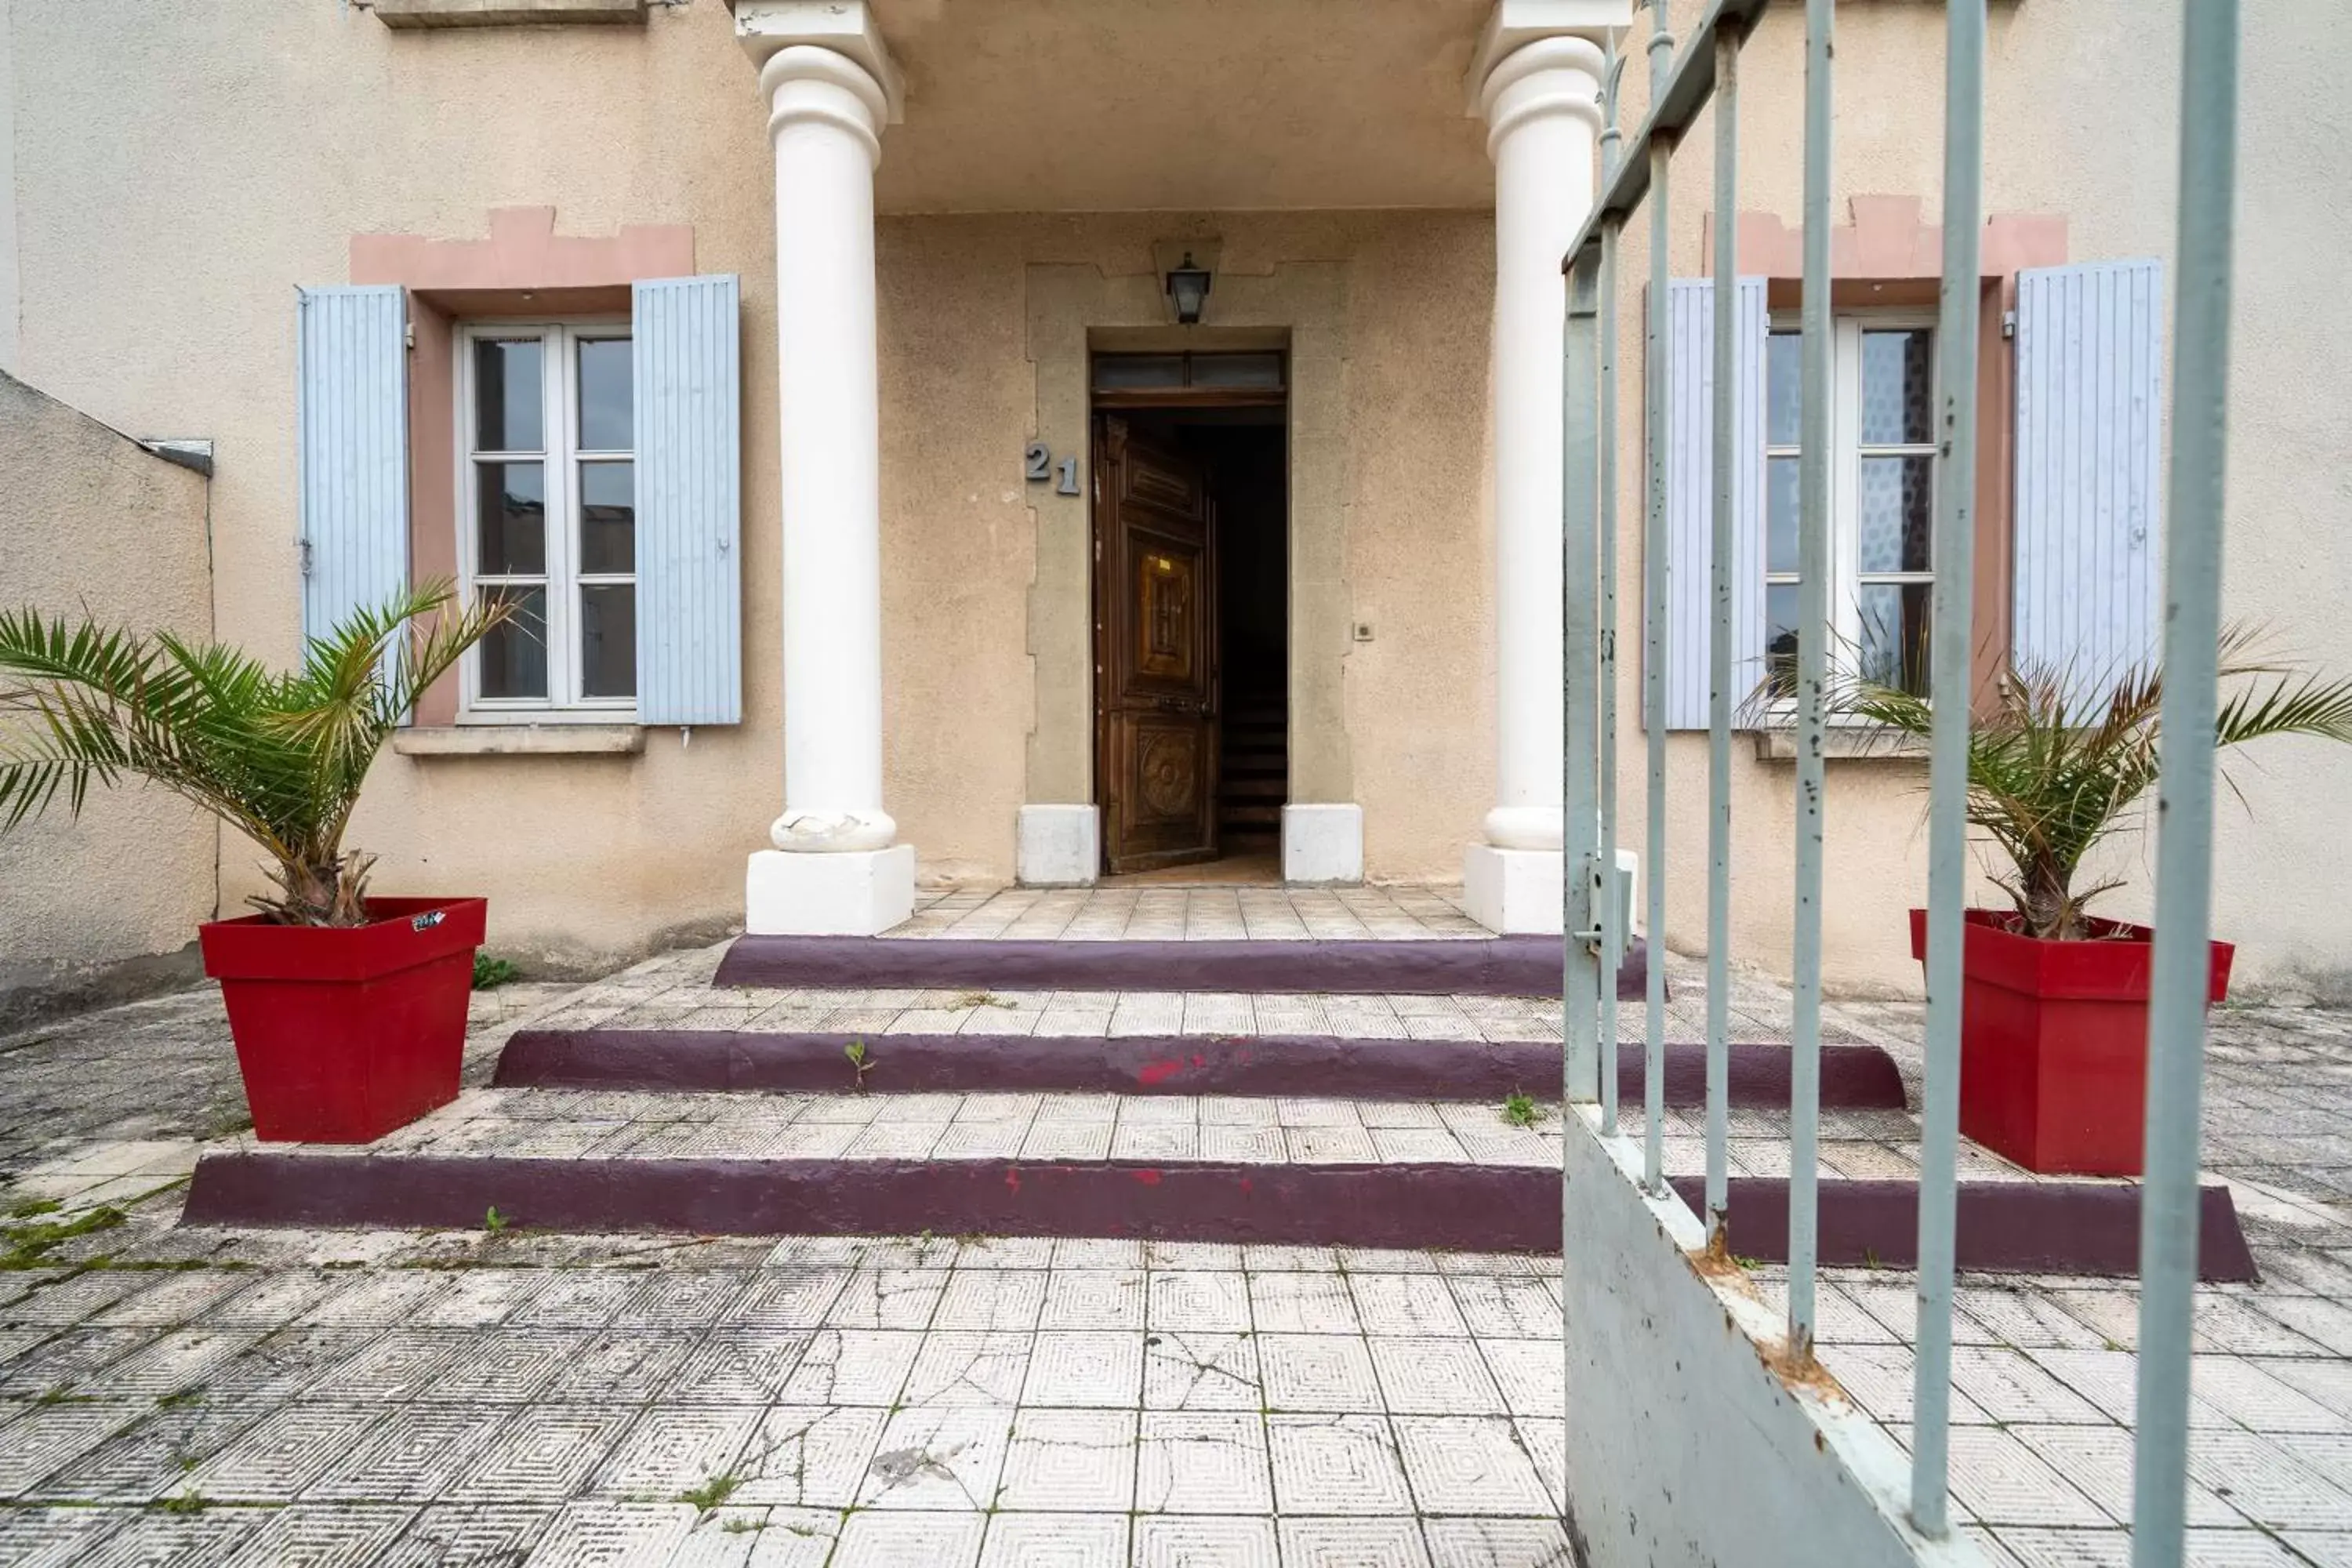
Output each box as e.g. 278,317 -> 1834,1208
198,897 -> 487,1144
1909,908 -> 2232,1177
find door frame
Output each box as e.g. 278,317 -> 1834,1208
1088,360 -> 1290,877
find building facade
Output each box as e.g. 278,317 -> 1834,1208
0,0 -> 2347,997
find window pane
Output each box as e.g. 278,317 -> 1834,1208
1188,353 -> 1284,389
1857,454 -> 1934,573
580,462 -> 634,575
1766,456 -> 1801,575
477,585 -> 548,700
473,338 -> 543,452
1766,331 -> 1802,447
580,584 -> 637,699
1859,583 -> 1933,696
579,337 -> 633,451
475,462 -> 546,575
1092,354 -> 1185,390
1766,583 -> 1802,699
1860,328 -> 1933,445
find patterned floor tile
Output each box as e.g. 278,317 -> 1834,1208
1941,1425 -> 2110,1527
1421,1517 -> 1577,1567
775,1329 -> 924,1406
976,1511 -> 1127,1568
727,1271 -> 851,1330
181,1402 -> 381,1501
517,1500 -> 695,1566
993,1408 -> 1136,1511
0,1400 -> 145,1497
666,1330 -> 814,1404
408,1270 -> 555,1329
1279,1517 -> 1432,1567
220,1504 -> 412,1566
1144,1330 -> 1261,1411
1351,1274 -> 1471,1336
904,1332 -> 1034,1407
1396,1414 -> 1553,1515
731,1405 -> 887,1507
1148,1272 -> 1251,1334
931,1271 -> 1047,1331
201,1327 -> 383,1405
1259,1334 -> 1382,1414
74,1511 -> 260,1568
1131,1514 -> 1279,1567
24,1398 -> 274,1504
828,1510 -> 985,1568
1250,1272 -> 1359,1334
1136,1411 -> 1272,1513
303,1404 -> 512,1501
1477,1339 -> 1566,1419
89,1272 -> 254,1329
588,1406 -> 761,1499
511,1272 -> 639,1330
77,1328 -> 255,1400
822,1269 -> 949,1330
1041,1270 -> 1146,1332
0,1504 -> 128,1566
1370,1337 -> 1508,1414
858,1406 -> 1014,1509
1266,1414 -> 1411,1515
448,1405 -> 637,1501
1022,1331 -> 1145,1406
307,1327 -> 474,1401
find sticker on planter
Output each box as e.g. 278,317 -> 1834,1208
411,911 -> 445,932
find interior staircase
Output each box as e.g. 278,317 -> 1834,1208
1217,691 -> 1285,858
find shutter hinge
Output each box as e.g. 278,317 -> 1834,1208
299,538 -> 314,577
2002,310 -> 2017,340
405,321 -> 416,350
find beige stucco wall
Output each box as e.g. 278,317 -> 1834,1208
0,374 -> 216,1021
4,0 -> 2347,995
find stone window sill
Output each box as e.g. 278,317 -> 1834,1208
370,0 -> 645,29
394,725 -> 645,758
1748,726 -> 1929,762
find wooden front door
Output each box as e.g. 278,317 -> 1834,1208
1094,416 -> 1219,874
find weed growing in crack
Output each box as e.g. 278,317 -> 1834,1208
1501,1092 -> 1544,1128
951,991 -> 1014,1011
677,1468 -> 744,1513
484,1206 -> 510,1235
154,1491 -> 209,1515
1,1204 -> 125,1269
845,1040 -> 874,1091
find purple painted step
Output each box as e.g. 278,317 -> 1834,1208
183,1152 -> 2255,1280
492,1030 -> 1907,1109
1666,1175 -> 2257,1283
714,933 -> 1648,999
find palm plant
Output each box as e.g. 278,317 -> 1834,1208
1826,628 -> 2352,941
0,583 -> 509,927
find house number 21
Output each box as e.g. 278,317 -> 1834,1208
1025,441 -> 1080,496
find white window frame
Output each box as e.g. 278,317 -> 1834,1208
1764,309 -> 1940,706
455,319 -> 637,724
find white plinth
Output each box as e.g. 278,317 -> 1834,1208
1283,804 -> 1363,885
1016,804 -> 1100,887
1463,844 -> 1564,935
746,844 -> 915,936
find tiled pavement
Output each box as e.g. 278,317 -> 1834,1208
2,887 -> 2352,1563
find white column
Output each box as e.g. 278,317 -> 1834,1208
1463,18 -> 1610,934
739,8 -> 913,935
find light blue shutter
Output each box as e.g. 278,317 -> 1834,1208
2013,259 -> 2164,711
1659,277 -> 1768,729
296,286 -> 409,641
633,274 -> 743,725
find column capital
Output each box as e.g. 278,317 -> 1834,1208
735,0 -> 904,124
1464,0 -> 1629,115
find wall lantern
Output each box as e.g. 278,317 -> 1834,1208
1165,252 -> 1212,325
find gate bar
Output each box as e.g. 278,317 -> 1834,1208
1596,41 -> 1629,1138
1703,19 -> 1741,1247
1908,0 -> 1987,1536
1642,124 -> 1673,1196
1786,0 -> 1835,1352
2132,5 -> 2240,1563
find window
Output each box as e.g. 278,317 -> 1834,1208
459,322 -> 636,717
1763,318 -> 1936,699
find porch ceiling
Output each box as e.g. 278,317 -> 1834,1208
861,0 -> 1501,213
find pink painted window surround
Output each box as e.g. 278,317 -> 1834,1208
350,208 -> 694,726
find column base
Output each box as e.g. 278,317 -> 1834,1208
1015,805 -> 1100,887
1463,844 -> 1563,935
1283,804 -> 1363,885
746,844 -> 916,936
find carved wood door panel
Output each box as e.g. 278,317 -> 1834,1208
1094,416 -> 1219,874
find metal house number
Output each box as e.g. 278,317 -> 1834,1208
1025,442 -> 1081,496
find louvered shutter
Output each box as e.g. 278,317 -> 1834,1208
2013,259 -> 2165,711
296,286 -> 409,641
633,274 -> 743,726
1657,277 -> 1768,729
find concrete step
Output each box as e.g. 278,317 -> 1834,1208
491,1029 -> 1907,1109
715,934 -> 1651,998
